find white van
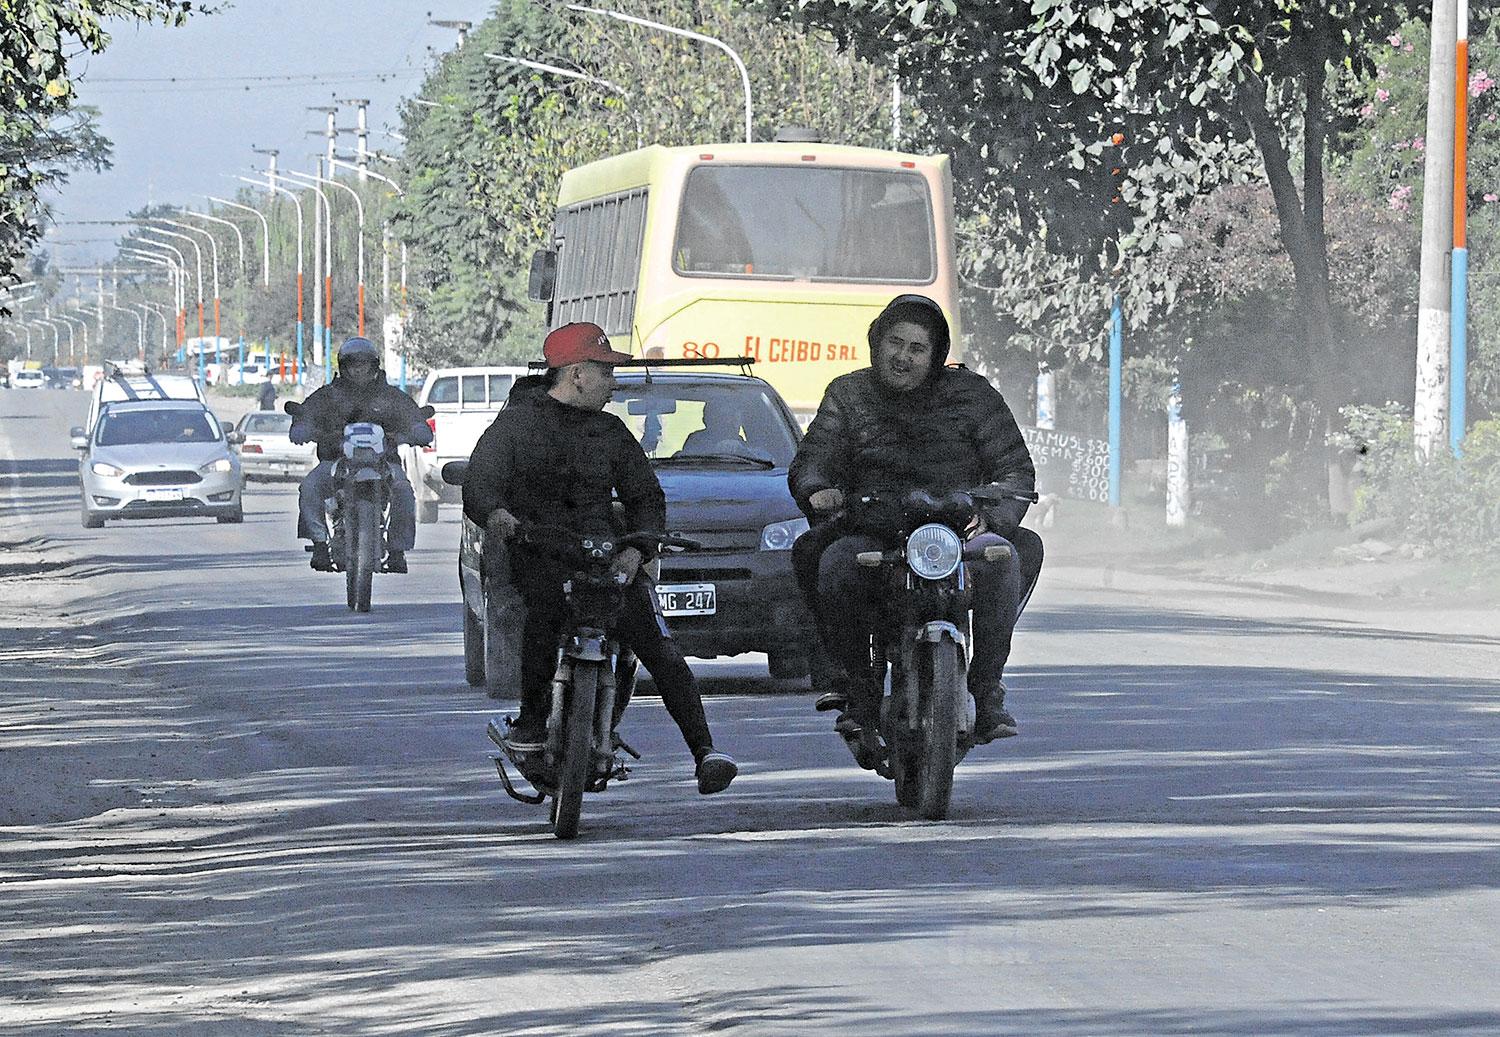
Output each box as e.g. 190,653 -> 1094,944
86,362 -> 207,433
405,365 -> 529,523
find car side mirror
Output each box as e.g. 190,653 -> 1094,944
69,427 -> 88,451
226,430 -> 245,445
527,249 -> 557,302
220,420 -> 235,434
441,460 -> 469,486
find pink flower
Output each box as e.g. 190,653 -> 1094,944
1388,32 -> 1403,46
1470,70 -> 1496,97
1360,103 -> 1375,118
1389,185 -> 1414,212
1392,140 -> 1408,151
1486,193 -> 1499,203
1376,88 -> 1391,102
1405,43 -> 1415,54
1413,136 -> 1425,152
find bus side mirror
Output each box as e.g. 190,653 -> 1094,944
528,249 -> 557,302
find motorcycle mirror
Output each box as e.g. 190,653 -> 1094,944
419,404 -> 436,419
440,460 -> 469,486
283,400 -> 303,417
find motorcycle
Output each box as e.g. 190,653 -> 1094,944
817,488 -> 1033,820
287,400 -> 434,613
484,522 -> 697,839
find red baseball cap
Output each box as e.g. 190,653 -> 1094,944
543,322 -> 632,368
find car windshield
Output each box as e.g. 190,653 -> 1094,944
673,165 -> 936,282
242,413 -> 293,434
606,382 -> 798,467
97,409 -> 221,447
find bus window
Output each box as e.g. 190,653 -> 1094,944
552,188 -> 648,337
673,166 -> 936,283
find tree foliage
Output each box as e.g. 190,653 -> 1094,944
1,0 -> 208,295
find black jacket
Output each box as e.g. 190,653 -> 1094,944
294,377 -> 431,462
462,388 -> 667,556
789,366 -> 1036,537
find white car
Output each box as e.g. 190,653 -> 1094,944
229,411 -> 316,481
87,362 -> 206,433
12,369 -> 46,389
73,400 -> 243,527
405,365 -> 529,523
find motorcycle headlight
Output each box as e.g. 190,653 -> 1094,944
760,515 -> 810,551
90,461 -> 124,478
199,457 -> 234,475
906,522 -> 962,580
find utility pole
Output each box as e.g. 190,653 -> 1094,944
337,98 -> 370,183
1414,0 -> 1458,458
430,18 -> 471,48
252,147 -> 280,193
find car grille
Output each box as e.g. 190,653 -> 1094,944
123,498 -> 203,510
659,567 -> 753,583
124,470 -> 202,486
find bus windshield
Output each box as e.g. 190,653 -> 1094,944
672,165 -> 935,283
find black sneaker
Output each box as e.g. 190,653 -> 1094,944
309,542 -> 334,572
502,715 -> 546,753
694,749 -> 738,795
383,550 -> 408,573
973,699 -> 1018,744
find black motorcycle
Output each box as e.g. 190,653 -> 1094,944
819,488 -> 1032,820
485,523 -> 697,839
288,400 -> 433,613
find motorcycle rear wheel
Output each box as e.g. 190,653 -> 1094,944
552,661 -> 599,840
348,496 -> 380,613
915,637 -> 961,820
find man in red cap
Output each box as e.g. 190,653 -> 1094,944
463,322 -> 738,795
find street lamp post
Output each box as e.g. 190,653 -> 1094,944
566,4 -> 752,143
56,312 -> 89,364
184,208 -> 248,382
330,157 -> 407,388
287,166 -> 366,339
138,225 -> 206,380
153,217 -> 221,374
126,239 -> 189,355
283,163 -> 335,378
106,298 -> 145,360
120,248 -> 185,344
239,174 -> 306,385
207,196 -> 270,287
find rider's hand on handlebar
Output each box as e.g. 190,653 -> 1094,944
964,511 -> 988,541
609,546 -> 643,585
808,488 -> 845,514
485,507 -> 520,541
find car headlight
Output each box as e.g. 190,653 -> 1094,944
760,515 -> 810,551
199,457 -> 234,475
906,522 -> 962,580
90,461 -> 124,478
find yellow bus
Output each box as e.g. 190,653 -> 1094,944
528,132 -> 960,415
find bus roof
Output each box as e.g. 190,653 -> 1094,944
555,141 -> 950,207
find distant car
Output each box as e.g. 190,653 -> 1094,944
456,363 -> 820,685
13,369 -> 46,389
228,410 -> 316,482
73,400 -> 243,528
405,365 -> 529,524
86,362 -> 207,433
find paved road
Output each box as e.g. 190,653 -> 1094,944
3,388 -> 1499,1035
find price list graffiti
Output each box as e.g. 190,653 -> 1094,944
1021,426 -> 1111,503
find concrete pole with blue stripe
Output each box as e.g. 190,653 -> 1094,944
1451,0 -> 1470,456
1109,294 -> 1123,508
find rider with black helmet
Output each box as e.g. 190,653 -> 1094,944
289,337 -> 433,573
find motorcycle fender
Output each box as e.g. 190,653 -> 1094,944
914,620 -> 966,649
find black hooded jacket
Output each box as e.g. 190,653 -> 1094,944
295,375 -> 432,462
461,380 -> 667,557
788,297 -> 1036,536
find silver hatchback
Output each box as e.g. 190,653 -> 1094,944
73,400 -> 243,527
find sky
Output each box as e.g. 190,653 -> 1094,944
43,0 -> 499,264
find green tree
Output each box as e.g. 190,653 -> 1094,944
1,0 -> 209,294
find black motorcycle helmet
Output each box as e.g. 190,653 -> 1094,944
866,294 -> 952,379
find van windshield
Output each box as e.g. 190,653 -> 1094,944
673,165 -> 935,283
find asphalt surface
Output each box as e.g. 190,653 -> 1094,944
2,388 -> 1499,1035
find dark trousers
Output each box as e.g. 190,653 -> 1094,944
793,524 -> 1044,702
515,568 -> 713,756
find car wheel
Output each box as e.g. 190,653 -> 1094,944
81,510 -> 105,529
418,499 -> 440,524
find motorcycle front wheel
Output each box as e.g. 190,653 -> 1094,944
552,661 -> 599,840
915,637 -> 961,820
347,495 -> 381,613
